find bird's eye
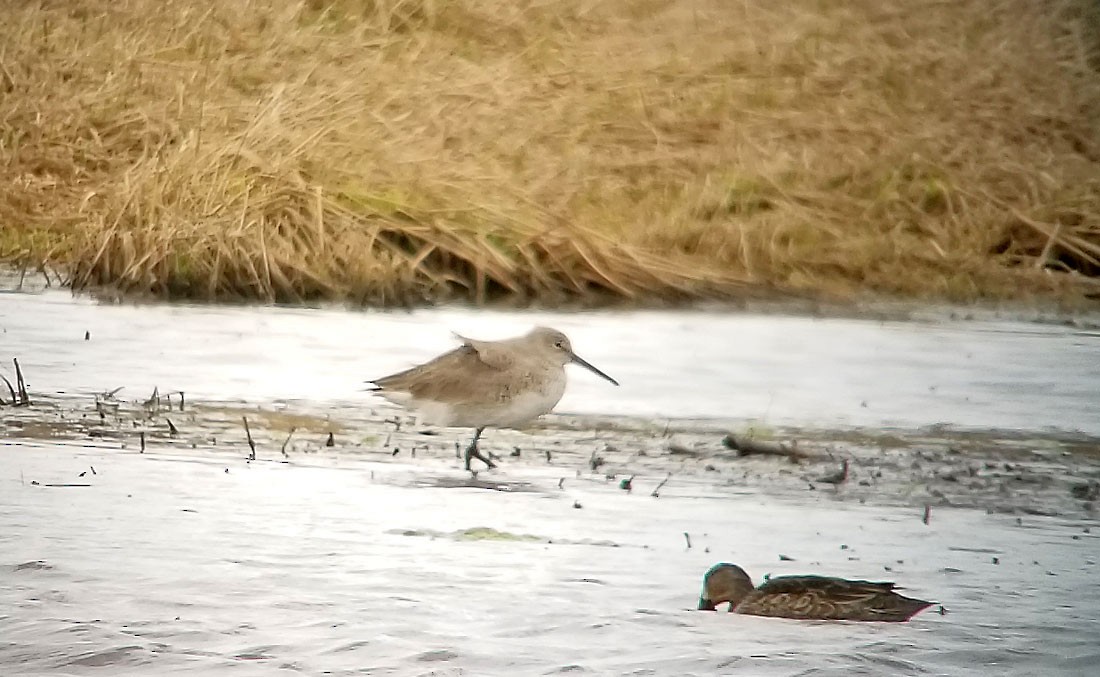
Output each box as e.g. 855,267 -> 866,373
554,341 -> 564,349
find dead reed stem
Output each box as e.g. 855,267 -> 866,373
243,416 -> 257,461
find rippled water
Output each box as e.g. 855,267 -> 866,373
2,288 -> 1099,675
1,290 -> 1098,434
2,443 -> 1098,676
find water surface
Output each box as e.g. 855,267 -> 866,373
1,290 -> 1098,435
1,444 -> 1097,676
2,289 -> 1099,676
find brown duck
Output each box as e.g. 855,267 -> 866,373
698,563 -> 934,622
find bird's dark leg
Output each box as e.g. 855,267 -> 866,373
464,427 -> 496,471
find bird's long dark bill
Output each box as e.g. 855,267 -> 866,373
571,353 -> 619,386
698,597 -> 716,611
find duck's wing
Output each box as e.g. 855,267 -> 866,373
734,575 -> 934,622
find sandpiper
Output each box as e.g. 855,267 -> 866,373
367,326 -> 619,470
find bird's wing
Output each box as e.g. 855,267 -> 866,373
368,342 -> 515,404
736,576 -> 924,620
758,575 -> 898,597
452,333 -> 517,371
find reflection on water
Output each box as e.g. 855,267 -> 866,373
1,445 -> 1097,676
1,290 -> 1098,435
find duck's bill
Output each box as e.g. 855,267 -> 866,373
698,597 -> 716,611
571,353 -> 620,386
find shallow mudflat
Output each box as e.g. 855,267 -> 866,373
3,391 -> 1100,520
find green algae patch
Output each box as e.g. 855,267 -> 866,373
452,527 -> 545,542
386,527 -> 545,543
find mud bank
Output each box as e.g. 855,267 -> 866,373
5,392 -> 1099,520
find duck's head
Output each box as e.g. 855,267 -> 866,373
698,563 -> 756,611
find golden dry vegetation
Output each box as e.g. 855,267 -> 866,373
1,0 -> 1099,306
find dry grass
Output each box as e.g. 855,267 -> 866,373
2,0 -> 1099,306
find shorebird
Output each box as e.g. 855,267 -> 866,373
366,326 -> 619,470
698,563 -> 934,622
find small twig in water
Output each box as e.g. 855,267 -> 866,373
281,427 -> 296,457
166,418 -> 179,436
0,373 -> 13,405
144,386 -> 160,414
140,431 -> 146,453
922,504 -> 932,525
325,432 -> 335,447
242,416 -> 256,460
683,532 -> 692,549
558,477 -> 565,489
14,358 -> 30,405
178,391 -> 185,411
722,434 -> 806,460
651,472 -> 671,498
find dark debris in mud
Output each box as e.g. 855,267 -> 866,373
3,393 -> 1100,519
0,357 -> 32,407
